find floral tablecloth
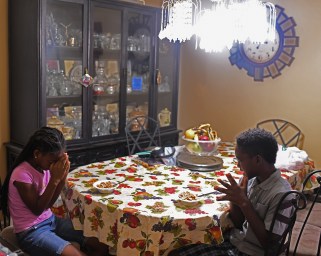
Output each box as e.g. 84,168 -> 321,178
61,142 -> 315,256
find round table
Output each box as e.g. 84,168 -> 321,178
61,142 -> 315,256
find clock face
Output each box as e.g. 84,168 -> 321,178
229,5 -> 299,81
243,32 -> 280,64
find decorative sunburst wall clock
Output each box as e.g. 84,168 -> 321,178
229,5 -> 299,82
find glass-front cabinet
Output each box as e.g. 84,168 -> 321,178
8,0 -> 180,170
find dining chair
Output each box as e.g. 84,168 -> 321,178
0,225 -> 27,255
256,119 -> 302,148
290,170 -> 321,256
125,115 -> 161,155
0,179 -> 10,230
265,190 -> 307,256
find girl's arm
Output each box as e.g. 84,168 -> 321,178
14,154 -> 70,216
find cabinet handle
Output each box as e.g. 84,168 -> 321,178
156,69 -> 162,85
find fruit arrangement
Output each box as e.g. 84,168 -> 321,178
182,123 -> 220,156
184,123 -> 218,141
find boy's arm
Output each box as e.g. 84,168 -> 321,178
226,175 -> 247,228
228,203 -> 245,229
216,174 -> 270,250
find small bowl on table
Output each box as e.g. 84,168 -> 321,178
177,191 -> 200,207
93,180 -> 117,194
182,136 -> 221,156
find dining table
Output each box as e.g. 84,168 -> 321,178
61,142 -> 316,256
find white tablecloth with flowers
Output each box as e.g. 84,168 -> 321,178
61,142 -> 315,256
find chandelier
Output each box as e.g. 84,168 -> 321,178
159,0 -> 201,42
159,0 -> 277,53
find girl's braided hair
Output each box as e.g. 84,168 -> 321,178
1,127 -> 66,217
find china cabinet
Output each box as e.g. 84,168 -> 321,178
7,0 -> 180,170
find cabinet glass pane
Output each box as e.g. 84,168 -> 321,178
126,12 -> 152,127
157,39 -> 176,127
45,1 -> 84,141
92,7 -> 122,136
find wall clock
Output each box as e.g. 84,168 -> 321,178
229,5 -> 299,81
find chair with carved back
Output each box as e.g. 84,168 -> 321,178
265,190 -> 307,256
0,178 -> 10,231
125,115 -> 161,155
256,119 -> 302,148
290,170 -> 321,255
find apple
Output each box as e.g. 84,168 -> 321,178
186,142 -> 202,153
200,141 -> 215,152
199,135 -> 209,141
184,128 -> 196,139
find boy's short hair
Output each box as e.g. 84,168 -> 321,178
236,128 -> 278,164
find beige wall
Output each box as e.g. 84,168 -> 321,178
1,0 -> 320,179
178,0 -> 321,167
0,0 -> 9,181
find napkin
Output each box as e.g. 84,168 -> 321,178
275,145 -> 308,171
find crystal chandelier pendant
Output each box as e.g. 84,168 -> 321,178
159,0 -> 201,42
158,0 -> 277,53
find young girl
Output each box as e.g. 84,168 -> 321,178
2,127 -> 109,256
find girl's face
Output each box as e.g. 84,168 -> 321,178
34,150 -> 65,170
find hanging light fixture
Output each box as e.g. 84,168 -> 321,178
195,1 -> 235,52
159,0 -> 277,53
159,0 -> 201,42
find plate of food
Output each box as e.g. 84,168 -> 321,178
93,180 -> 117,194
177,191 -> 200,206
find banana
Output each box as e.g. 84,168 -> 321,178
187,123 -> 218,140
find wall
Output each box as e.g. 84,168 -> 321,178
178,0 -> 321,167
0,0 -> 9,181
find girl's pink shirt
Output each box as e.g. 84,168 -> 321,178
8,161 -> 53,233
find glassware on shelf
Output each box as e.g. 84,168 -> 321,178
93,66 -> 108,95
110,34 -> 121,50
109,111 -> 119,134
47,115 -> 64,131
59,71 -> 73,96
62,126 -> 74,140
127,36 -> 136,51
106,73 -> 119,95
46,70 -> 58,96
101,33 -> 111,50
128,107 -> 146,131
71,81 -> 82,95
93,33 -> 101,49
158,75 -> 170,92
92,107 -> 110,137
127,84 -> 132,94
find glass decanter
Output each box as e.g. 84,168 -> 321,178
93,66 -> 108,95
58,71 -> 73,96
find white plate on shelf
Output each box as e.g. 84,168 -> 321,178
70,64 -> 83,83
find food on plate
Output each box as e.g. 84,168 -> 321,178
93,180 -> 117,193
96,181 -> 115,188
178,191 -> 198,201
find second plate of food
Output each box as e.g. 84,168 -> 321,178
93,180 -> 117,194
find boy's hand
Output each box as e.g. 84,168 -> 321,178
215,173 -> 249,207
